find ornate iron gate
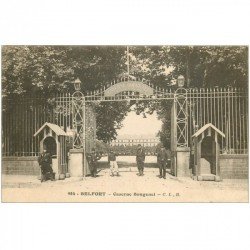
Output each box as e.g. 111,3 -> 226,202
2,84 -> 248,157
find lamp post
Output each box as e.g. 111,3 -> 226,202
74,78 -> 82,91
177,75 -> 185,88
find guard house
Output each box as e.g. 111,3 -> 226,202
192,123 -> 225,181
34,122 -> 72,179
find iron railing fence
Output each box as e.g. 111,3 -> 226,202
1,87 -> 248,156
2,93 -> 73,157
187,88 -> 248,154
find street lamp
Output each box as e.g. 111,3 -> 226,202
74,78 -> 82,91
177,75 -> 185,88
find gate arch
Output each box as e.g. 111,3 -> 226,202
84,77 -> 173,101
104,80 -> 154,97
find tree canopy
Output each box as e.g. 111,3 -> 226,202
130,46 -> 248,88
2,46 -> 127,96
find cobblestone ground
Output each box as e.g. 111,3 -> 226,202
1,156 -> 248,202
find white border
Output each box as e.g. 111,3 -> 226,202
1,1 -> 250,250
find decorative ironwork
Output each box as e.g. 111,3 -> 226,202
85,104 -> 96,152
175,88 -> 188,148
1,87 -> 248,157
84,77 -> 174,102
53,93 -> 73,131
72,91 -> 85,149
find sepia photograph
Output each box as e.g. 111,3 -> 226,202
1,1 -> 250,250
1,45 -> 248,202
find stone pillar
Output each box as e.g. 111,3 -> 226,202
68,149 -> 84,177
68,149 -> 91,177
170,153 -> 177,176
176,147 -> 190,177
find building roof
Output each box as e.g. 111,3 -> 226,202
34,122 -> 67,137
192,123 -> 225,138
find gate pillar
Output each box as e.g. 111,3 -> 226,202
69,148 -> 84,177
176,147 -> 190,177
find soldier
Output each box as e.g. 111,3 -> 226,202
38,148 -> 55,182
136,144 -> 146,176
157,145 -> 171,179
87,148 -> 102,177
108,149 -> 119,177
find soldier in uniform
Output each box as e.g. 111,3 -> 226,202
87,148 -> 102,177
157,145 -> 171,179
108,149 -> 119,177
38,148 -> 55,182
136,144 -> 146,176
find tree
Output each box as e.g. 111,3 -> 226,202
2,45 -> 128,96
95,101 -> 130,143
130,46 -> 248,88
2,46 -> 74,96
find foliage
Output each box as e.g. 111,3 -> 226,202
130,46 -> 248,88
95,139 -> 109,155
155,101 -> 172,149
2,46 -> 73,95
95,101 -> 131,143
2,45 -> 126,96
130,100 -> 172,149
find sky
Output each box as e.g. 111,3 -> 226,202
117,109 -> 162,137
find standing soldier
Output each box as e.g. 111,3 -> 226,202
87,148 -> 102,178
38,148 -> 55,182
157,145 -> 171,179
136,144 -> 146,176
108,149 -> 119,177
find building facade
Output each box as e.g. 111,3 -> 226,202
110,135 -> 160,147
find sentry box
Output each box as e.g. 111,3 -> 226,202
34,122 -> 73,180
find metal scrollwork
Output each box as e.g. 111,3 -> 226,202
72,91 -> 85,149
175,88 -> 188,148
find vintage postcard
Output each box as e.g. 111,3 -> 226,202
1,45 -> 248,202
